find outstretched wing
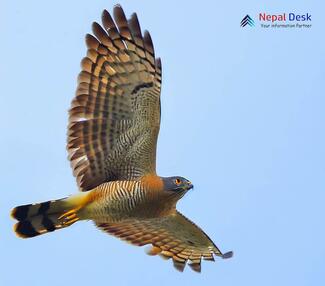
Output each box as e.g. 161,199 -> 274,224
95,212 -> 233,272
67,5 -> 162,191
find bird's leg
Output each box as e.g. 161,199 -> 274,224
58,191 -> 93,226
58,209 -> 80,226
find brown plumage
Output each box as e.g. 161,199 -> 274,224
11,4 -> 232,272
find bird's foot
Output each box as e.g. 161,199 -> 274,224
58,209 -> 80,226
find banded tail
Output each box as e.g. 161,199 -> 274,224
11,192 -> 90,238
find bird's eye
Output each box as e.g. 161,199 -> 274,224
174,178 -> 181,185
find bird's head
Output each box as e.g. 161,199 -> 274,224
161,176 -> 193,195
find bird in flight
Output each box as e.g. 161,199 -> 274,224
11,5 -> 232,272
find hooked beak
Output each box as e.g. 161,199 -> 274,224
185,181 -> 193,191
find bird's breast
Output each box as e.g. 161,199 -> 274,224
84,180 -> 173,222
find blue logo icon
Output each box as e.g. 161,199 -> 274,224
241,15 -> 255,27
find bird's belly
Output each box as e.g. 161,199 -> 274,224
82,189 -> 157,223
86,201 -> 160,223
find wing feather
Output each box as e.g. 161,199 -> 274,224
95,212 -> 233,272
67,5 -> 162,191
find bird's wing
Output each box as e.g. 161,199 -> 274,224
95,211 -> 233,272
67,5 -> 162,191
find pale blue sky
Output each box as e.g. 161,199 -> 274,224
1,1 -> 324,285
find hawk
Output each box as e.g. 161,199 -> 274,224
11,5 -> 232,272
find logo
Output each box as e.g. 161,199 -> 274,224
240,15 -> 255,27
240,13 -> 312,29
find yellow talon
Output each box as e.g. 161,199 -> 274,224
64,217 -> 79,226
59,208 -> 80,226
59,209 -> 76,220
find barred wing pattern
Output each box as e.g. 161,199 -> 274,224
68,5 -> 162,191
96,212 -> 232,272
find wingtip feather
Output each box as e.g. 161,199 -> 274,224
222,251 -> 234,259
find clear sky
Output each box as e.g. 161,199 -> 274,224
1,1 -> 324,285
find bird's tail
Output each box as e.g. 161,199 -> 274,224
11,192 -> 90,238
